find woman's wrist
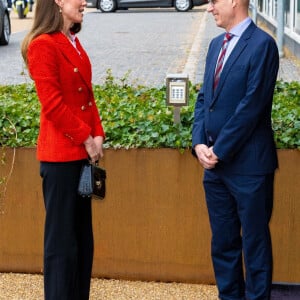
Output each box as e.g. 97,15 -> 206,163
83,135 -> 93,144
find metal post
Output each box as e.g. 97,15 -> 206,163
277,0 -> 285,58
173,107 -> 181,125
251,0 -> 257,24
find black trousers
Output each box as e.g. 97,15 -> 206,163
40,160 -> 93,300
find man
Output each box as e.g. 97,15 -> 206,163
192,0 -> 279,299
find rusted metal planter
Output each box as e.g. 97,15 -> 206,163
0,148 -> 299,284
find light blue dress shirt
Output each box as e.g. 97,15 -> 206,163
222,17 -> 252,68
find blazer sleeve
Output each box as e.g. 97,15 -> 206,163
192,86 -> 207,148
91,99 -> 105,138
192,40 -> 215,150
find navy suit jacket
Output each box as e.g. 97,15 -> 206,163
192,21 -> 279,175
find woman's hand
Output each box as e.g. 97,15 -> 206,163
94,136 -> 104,159
84,135 -> 100,162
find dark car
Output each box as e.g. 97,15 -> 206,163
87,0 -> 208,13
0,0 -> 11,45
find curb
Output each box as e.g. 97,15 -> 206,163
183,10 -> 209,83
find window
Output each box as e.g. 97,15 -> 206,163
285,0 -> 291,28
256,1 -> 300,38
295,0 -> 300,33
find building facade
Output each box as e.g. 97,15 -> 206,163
251,0 -> 300,58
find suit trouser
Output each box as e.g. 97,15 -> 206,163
203,170 -> 274,300
40,160 -> 94,300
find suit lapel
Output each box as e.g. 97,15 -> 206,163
211,22 -> 257,104
74,37 -> 93,91
207,36 -> 224,103
51,32 -> 93,92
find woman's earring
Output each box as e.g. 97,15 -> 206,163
59,7 -> 62,13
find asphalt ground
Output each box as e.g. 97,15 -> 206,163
1,6 -> 299,87
1,7 -> 207,86
1,6 -> 300,300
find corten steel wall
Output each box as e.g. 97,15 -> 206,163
0,148 -> 299,284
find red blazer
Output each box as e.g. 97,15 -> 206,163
27,32 -> 105,162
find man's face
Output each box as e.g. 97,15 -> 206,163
207,0 -> 236,31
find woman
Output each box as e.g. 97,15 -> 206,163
21,0 -> 105,299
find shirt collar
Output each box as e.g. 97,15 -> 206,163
229,17 -> 252,38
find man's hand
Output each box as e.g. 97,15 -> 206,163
194,144 -> 218,169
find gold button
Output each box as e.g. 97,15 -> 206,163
78,87 -> 83,92
88,101 -> 92,106
65,134 -> 73,140
81,105 -> 86,111
74,68 -> 78,72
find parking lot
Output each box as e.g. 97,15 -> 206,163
2,5 -> 299,87
1,6 -> 300,300
1,7 -> 209,86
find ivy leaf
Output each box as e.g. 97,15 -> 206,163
0,75 -> 299,149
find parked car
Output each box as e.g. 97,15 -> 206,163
0,0 -> 11,45
87,0 -> 208,13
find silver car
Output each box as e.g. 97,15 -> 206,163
0,0 -> 10,45
87,0 -> 208,13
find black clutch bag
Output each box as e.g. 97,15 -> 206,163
78,161 -> 106,200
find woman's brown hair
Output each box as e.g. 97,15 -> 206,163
21,0 -> 81,65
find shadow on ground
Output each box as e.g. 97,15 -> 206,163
271,284 -> 300,300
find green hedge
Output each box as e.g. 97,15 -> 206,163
0,72 -> 299,149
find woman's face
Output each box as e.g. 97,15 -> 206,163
56,0 -> 87,28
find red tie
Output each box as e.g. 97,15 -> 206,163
214,33 -> 233,89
